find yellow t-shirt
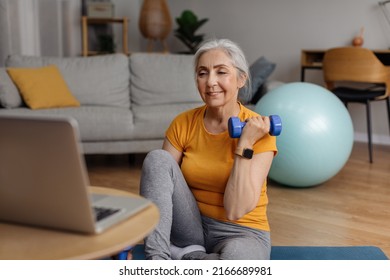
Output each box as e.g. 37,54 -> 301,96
165,103 -> 277,231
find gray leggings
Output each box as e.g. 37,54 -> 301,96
140,149 -> 271,260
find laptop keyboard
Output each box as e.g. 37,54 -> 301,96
93,206 -> 120,221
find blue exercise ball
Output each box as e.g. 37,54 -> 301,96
256,82 -> 354,187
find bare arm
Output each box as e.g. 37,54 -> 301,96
224,116 -> 275,220
162,137 -> 183,164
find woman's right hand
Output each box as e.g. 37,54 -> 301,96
238,116 -> 270,147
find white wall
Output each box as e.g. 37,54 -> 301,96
112,0 -> 141,54
134,0 -> 390,145
1,0 -> 389,144
162,0 -> 390,80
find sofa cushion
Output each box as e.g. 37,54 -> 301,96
6,54 -> 130,109
239,56 -> 276,104
130,53 -> 202,106
0,68 -> 23,108
131,103 -> 203,139
7,65 -> 80,109
0,106 -> 134,142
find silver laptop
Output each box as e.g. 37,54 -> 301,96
0,115 -> 151,234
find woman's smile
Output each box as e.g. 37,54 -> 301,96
207,90 -> 224,96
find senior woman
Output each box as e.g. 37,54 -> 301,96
140,38 -> 277,260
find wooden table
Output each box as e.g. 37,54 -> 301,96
0,186 -> 159,260
300,49 -> 390,81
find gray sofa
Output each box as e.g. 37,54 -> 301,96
0,53 -> 282,155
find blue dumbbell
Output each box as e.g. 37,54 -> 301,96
228,115 -> 282,138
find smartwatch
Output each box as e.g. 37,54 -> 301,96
235,146 -> 254,159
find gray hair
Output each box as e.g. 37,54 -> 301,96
193,38 -> 251,100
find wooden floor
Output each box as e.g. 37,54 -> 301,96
86,142 -> 390,257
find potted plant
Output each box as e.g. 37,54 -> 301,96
98,34 -> 116,54
174,10 -> 208,54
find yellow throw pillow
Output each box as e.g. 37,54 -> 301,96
6,65 -> 80,109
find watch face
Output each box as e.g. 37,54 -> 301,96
243,148 -> 254,159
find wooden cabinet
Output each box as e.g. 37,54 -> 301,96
301,49 -> 326,68
81,16 -> 129,56
300,50 -> 326,81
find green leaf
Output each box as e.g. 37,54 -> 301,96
174,10 -> 209,53
194,18 -> 209,30
181,10 -> 197,25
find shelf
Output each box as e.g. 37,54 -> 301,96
301,49 -> 326,68
81,16 -> 129,57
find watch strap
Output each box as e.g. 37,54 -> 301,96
235,146 -> 254,159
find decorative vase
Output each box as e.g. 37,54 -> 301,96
352,27 -> 364,47
139,0 -> 172,52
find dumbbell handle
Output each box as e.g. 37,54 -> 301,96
228,115 -> 282,138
